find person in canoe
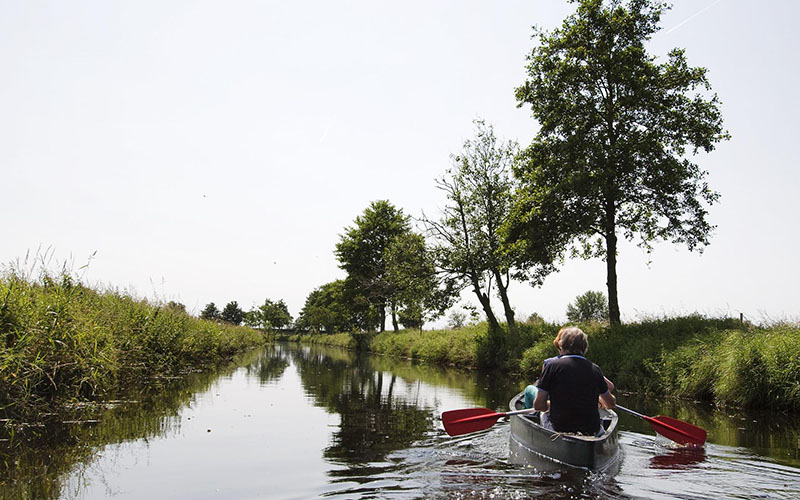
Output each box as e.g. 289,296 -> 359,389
524,326 -> 615,409
527,326 -> 616,436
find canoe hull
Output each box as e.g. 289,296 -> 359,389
508,392 -> 620,470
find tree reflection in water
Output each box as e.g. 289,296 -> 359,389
2,343 -> 800,500
0,348 -> 270,500
289,347 -> 433,470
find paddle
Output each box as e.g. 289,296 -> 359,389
442,407 -> 537,436
615,405 -> 706,446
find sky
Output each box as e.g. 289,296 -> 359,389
2,0 -> 798,327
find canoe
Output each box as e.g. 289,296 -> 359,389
508,391 -> 620,470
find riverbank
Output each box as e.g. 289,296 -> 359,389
283,316 -> 800,412
0,271 -> 266,426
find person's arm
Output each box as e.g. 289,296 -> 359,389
533,387 -> 550,412
599,390 -> 616,409
604,376 -> 614,393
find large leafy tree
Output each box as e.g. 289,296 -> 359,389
296,280 -> 358,333
423,120 -> 554,332
253,298 -> 293,330
511,0 -> 728,325
384,232 -> 454,331
335,200 -> 411,332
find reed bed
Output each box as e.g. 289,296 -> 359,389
0,269 -> 265,424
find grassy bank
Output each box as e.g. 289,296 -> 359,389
289,316 -> 800,411
0,270 -> 265,424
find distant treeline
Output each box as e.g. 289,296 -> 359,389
283,316 -> 800,412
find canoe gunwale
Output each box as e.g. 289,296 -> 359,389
508,391 -> 620,470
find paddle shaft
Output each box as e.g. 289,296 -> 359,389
454,407 -> 536,424
615,404 -> 704,445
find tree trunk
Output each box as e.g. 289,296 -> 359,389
378,299 -> 386,332
391,299 -> 399,333
605,223 -> 621,326
469,274 -> 500,331
492,269 -> 516,332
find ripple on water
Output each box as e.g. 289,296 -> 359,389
317,423 -> 800,500
320,421 -> 626,499
616,431 -> 800,500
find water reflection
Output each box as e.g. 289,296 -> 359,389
1,343 -> 800,500
246,343 -> 290,384
0,349 -> 268,500
290,347 -> 434,466
615,394 -> 800,468
649,446 -> 707,469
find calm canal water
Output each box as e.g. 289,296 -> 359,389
2,342 -> 799,499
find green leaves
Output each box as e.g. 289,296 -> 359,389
330,200 -> 451,332
510,0 -> 728,324
566,290 -> 609,322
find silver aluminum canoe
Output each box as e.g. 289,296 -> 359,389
508,391 -> 620,471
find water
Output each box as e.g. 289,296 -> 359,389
2,343 -> 799,499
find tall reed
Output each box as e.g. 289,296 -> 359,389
0,269 -> 264,423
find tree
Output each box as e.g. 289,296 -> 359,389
384,232 -> 454,331
511,0 -> 728,325
200,302 -> 220,321
220,301 -> 245,325
335,200 -> 411,332
448,309 -> 467,329
295,280 -> 355,333
423,120 -> 554,332
566,290 -> 609,322
165,301 -> 186,314
244,308 -> 262,329
258,298 -> 293,330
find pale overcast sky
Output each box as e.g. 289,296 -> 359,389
2,1 -> 798,326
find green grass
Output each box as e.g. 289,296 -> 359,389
292,314 -> 800,411
0,269 -> 265,423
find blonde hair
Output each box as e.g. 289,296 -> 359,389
554,326 -> 569,348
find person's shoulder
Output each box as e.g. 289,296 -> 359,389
543,355 -> 561,366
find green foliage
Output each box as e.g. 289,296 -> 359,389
0,270 -> 264,423
652,325 -> 800,410
295,280 -> 355,333
165,301 -> 186,313
520,341 -> 558,377
423,120 -> 548,330
566,290 -> 609,322
199,302 -> 220,320
368,325 -> 483,367
285,312 -> 800,411
447,309 -> 467,329
385,232 -> 454,330
335,200 -> 411,331
285,332 -> 356,349
220,301 -> 245,325
249,298 -> 293,330
511,0 -> 729,324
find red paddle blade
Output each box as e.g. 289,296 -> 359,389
441,408 -> 503,436
646,415 -> 707,446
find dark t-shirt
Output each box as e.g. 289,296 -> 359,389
536,355 -> 608,434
